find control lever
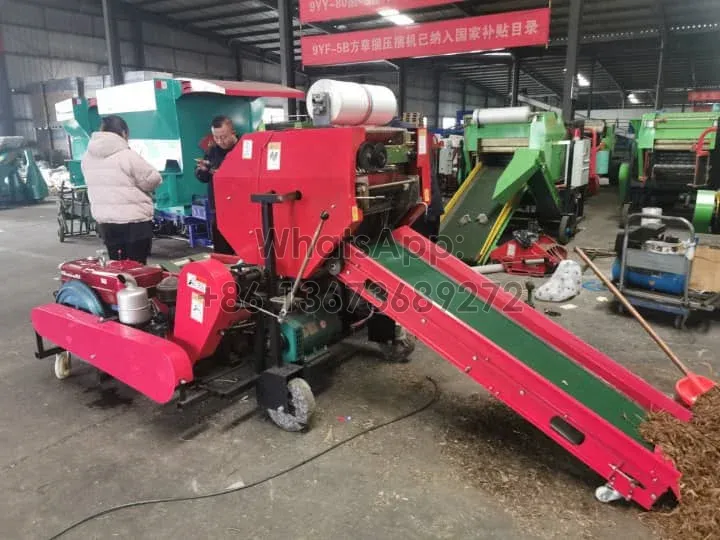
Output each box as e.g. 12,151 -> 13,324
280,210 -> 331,320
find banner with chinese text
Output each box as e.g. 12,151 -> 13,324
299,0 -> 459,23
301,8 -> 550,66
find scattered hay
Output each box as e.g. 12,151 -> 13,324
639,387 -> 720,540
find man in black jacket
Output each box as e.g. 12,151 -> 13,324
195,115 -> 237,254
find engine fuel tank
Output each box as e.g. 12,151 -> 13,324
59,258 -> 165,306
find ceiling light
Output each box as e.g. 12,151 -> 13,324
386,14 -> 414,25
484,52 -> 512,57
628,93 -> 640,104
577,73 -> 590,87
378,8 -> 400,17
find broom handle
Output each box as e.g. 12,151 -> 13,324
575,247 -> 692,376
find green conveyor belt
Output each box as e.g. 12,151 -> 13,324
440,166 -> 508,264
368,239 -> 649,445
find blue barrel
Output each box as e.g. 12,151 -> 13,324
611,259 -> 686,295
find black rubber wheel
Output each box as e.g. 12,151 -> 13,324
57,218 -> 65,243
372,143 -> 388,169
266,378 -> 316,432
698,318 -> 711,334
619,203 -> 631,227
674,315 -> 687,330
558,215 -> 571,245
356,142 -> 375,171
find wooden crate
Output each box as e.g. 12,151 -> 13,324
402,112 -> 422,126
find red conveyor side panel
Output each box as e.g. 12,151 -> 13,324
31,304 -> 193,404
392,226 -> 692,423
338,243 -> 681,509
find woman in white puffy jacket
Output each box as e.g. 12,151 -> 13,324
81,115 -> 162,264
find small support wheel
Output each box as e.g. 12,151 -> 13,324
698,318 -> 711,334
674,314 -> 688,330
620,203 -> 631,226
54,351 -> 71,380
380,334 -> 416,363
595,485 -> 623,504
267,378 -> 316,432
557,215 -> 571,245
57,218 -> 65,243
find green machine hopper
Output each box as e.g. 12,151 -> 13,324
55,97 -> 101,187
0,136 -> 49,207
93,78 -> 304,238
441,107 -> 589,264
620,111 -> 719,232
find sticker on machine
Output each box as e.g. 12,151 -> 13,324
190,292 -> 204,324
186,272 -> 207,294
418,128 -> 427,155
267,142 -> 281,170
242,139 -> 253,159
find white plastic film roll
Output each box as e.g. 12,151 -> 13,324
363,83 -> 397,126
306,79 -> 397,126
471,106 -> 531,125
641,207 -> 663,226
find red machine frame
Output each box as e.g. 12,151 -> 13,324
339,227 -> 688,509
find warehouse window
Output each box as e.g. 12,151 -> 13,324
441,116 -> 455,129
263,107 -> 286,124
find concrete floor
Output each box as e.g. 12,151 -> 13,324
1,190 -> 718,539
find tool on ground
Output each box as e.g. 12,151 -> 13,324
576,247 -> 716,407
31,80 -> 696,511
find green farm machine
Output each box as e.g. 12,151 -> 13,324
441,107 -> 589,264
619,111 -> 719,232
55,97 -> 101,188
0,137 -> 48,208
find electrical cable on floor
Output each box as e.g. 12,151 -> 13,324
48,377 -> 440,540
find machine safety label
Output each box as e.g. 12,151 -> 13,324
267,142 -> 281,170
186,273 -> 207,294
242,139 -> 253,159
190,293 -> 204,324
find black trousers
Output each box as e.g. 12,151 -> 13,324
98,221 -> 153,265
211,217 -> 234,255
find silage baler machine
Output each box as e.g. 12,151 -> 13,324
31,82 -> 698,510
441,107 -> 589,266
620,111 -> 719,232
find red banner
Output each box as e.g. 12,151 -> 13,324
301,8 -> 550,66
300,0 -> 459,23
688,90 -> 720,102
